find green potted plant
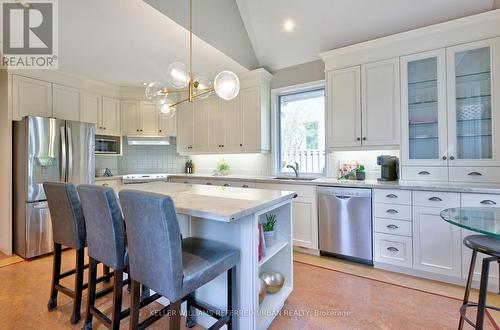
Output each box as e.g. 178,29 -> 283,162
216,158 -> 230,176
355,164 -> 366,180
263,214 -> 277,247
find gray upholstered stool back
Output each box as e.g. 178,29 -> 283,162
78,185 -> 127,270
119,190 -> 183,301
43,182 -> 86,250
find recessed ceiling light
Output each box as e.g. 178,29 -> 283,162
283,19 -> 295,32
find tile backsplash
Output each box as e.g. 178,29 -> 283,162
95,137 -> 187,176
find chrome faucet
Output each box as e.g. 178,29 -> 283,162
286,161 -> 299,178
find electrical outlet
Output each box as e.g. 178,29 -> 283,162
372,161 -> 381,170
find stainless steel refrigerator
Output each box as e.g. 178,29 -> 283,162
13,116 -> 95,258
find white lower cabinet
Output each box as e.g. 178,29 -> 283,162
460,193 -> 500,283
374,233 -> 412,267
412,204 -> 462,277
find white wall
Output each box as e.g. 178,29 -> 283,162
328,150 -> 400,180
188,153 -> 272,176
0,71 -> 12,254
271,60 -> 325,89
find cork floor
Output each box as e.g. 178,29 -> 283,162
0,249 -> 498,329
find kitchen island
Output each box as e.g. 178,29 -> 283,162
112,181 -> 295,330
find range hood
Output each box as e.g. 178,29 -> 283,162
126,135 -> 170,146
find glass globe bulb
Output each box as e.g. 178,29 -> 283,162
214,71 -> 240,100
145,82 -> 166,102
159,98 -> 176,115
166,62 -> 189,88
194,76 -> 212,99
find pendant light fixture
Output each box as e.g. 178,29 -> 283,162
145,0 -> 240,115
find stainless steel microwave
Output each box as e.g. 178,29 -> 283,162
95,135 -> 122,155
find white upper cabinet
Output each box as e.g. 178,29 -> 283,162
221,97 -> 240,149
176,102 -> 194,153
158,112 -> 176,137
101,97 -> 120,136
52,84 -> 81,121
140,101 -> 159,135
208,97 -> 226,150
120,100 -> 140,134
81,93 -> 101,126
176,69 -> 272,155
326,66 -> 361,148
446,38 -> 500,167
12,75 -> 52,120
361,58 -> 400,146
400,49 -> 448,167
326,59 -> 400,149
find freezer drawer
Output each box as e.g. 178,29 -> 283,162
16,202 -> 53,258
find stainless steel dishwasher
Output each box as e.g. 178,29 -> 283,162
318,187 -> 373,265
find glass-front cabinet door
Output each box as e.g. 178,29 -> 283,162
446,38 -> 500,166
401,49 -> 448,166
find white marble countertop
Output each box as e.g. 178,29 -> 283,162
96,173 -> 500,194
111,181 -> 295,222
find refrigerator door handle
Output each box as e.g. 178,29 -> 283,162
67,126 -> 73,181
60,126 -> 67,181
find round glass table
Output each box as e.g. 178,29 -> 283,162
440,207 -> 500,239
440,207 -> 500,330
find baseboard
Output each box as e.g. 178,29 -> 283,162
293,246 -> 320,256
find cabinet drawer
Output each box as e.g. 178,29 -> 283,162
461,193 -> 500,207
374,189 -> 411,205
374,233 -> 412,268
401,166 -> 448,182
374,218 -> 412,236
449,167 -> 500,184
413,191 -> 460,208
374,203 -> 411,221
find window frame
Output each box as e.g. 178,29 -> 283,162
271,80 -> 326,178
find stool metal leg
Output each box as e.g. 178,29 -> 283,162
476,256 -> 494,330
459,250 -> 477,330
83,257 -> 98,330
71,248 -> 85,324
47,243 -> 62,311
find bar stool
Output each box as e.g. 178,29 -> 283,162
78,185 -> 161,330
119,190 -> 239,330
43,182 -> 111,324
460,235 -> 500,329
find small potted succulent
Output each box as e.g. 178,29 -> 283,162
216,158 -> 230,176
263,214 -> 277,247
355,164 -> 366,180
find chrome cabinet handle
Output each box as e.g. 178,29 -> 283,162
468,172 -> 482,176
386,224 -> 399,229
223,183 -> 230,187
418,171 -> 430,175
183,181 -> 189,184
428,197 -> 442,202
387,247 -> 399,252
442,156 -> 447,160
449,156 -> 455,160
386,194 -> 398,198
67,127 -> 73,180
386,209 -> 398,214
242,185 -> 249,188
481,200 -> 497,205
206,182 -> 212,185
102,183 -> 109,187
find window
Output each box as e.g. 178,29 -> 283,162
277,87 -> 325,175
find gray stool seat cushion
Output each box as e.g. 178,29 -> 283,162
464,235 -> 500,256
181,237 -> 239,297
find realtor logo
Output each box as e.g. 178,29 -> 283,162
1,0 -> 58,69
